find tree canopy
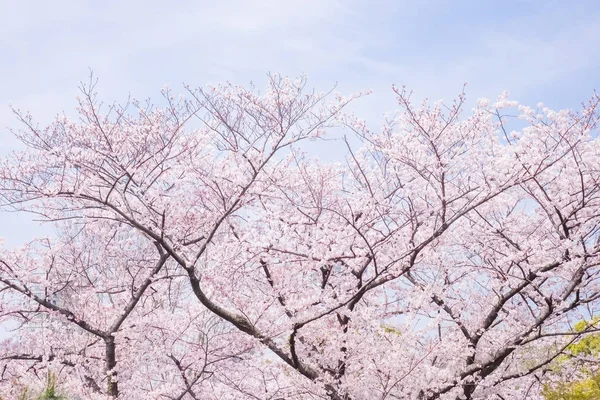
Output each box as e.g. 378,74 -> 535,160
1,75 -> 600,399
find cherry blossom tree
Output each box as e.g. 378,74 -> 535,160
1,74 -> 599,400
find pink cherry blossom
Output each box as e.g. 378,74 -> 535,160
1,74 -> 599,399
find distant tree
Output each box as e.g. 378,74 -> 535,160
1,74 -> 600,399
542,320 -> 600,400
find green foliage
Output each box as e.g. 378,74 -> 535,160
2,374 -> 68,400
569,318 -> 600,358
542,374 -> 600,400
36,374 -> 67,400
543,318 -> 600,400
381,324 -> 402,336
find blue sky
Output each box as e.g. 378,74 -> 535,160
1,0 -> 600,248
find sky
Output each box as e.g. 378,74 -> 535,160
0,0 -> 599,245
